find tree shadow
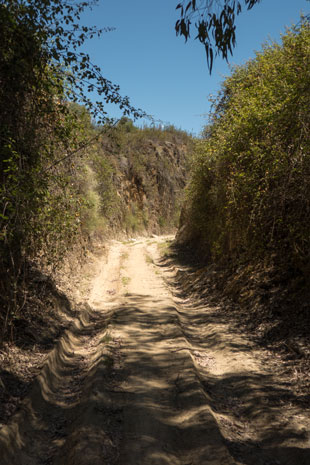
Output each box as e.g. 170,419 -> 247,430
12,266 -> 78,350
105,295 -> 310,465
1,292 -> 310,465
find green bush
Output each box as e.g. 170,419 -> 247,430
184,20 -> 310,274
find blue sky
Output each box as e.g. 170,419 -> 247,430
80,0 -> 309,136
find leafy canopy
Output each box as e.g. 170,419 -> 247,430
176,0 -> 261,72
0,0 -> 145,123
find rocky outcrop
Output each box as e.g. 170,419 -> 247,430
98,128 -> 192,235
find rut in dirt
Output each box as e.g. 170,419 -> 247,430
0,236 -> 309,465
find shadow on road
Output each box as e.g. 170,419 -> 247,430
0,290 -> 309,465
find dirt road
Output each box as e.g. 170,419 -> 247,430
0,236 -> 309,464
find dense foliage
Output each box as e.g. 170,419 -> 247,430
181,21 -> 310,279
0,0 -> 142,341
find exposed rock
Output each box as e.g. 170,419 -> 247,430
99,128 -> 192,235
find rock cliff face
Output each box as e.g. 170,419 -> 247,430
96,127 -> 192,235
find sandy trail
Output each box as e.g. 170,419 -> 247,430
109,239 -> 236,465
0,236 -> 309,464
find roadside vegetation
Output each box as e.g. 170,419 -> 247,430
0,0 -> 191,342
0,106 -> 191,342
0,0 -> 139,342
176,20 -> 310,350
180,20 -> 310,276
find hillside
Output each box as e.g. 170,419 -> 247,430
92,122 -> 191,236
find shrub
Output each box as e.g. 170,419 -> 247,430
183,20 -> 310,275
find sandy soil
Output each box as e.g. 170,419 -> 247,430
0,236 -> 309,464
